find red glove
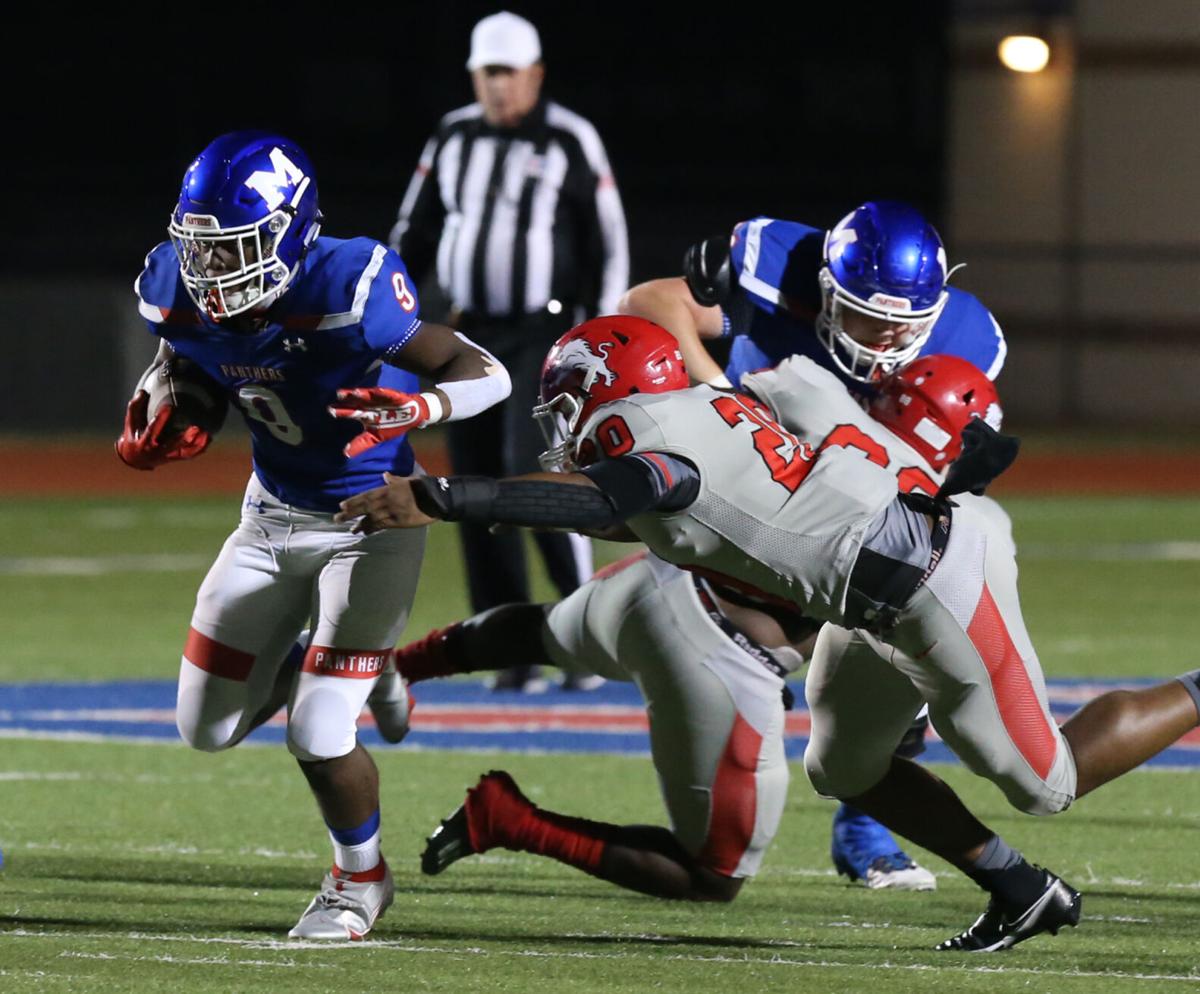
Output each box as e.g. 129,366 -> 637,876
329,387 -> 436,458
114,391 -> 212,470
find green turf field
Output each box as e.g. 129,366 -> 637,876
3,494 -> 1199,680
3,495 -> 1200,991
1,744 -> 1198,992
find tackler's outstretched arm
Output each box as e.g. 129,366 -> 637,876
334,453 -> 699,536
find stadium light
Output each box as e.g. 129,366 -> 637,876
998,35 -> 1051,73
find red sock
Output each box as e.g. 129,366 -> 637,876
394,623 -> 465,683
505,807 -> 616,876
331,861 -> 388,884
467,772 -> 614,876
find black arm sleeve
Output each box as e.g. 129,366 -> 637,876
411,475 -> 626,529
410,454 -> 700,530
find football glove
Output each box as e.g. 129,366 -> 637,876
938,419 -> 1021,499
114,391 -> 212,470
329,387 -> 438,458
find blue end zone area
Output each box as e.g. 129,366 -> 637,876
1,677 -> 1198,768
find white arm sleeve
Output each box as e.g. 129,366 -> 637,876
435,332 -> 512,422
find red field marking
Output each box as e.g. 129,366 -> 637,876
0,437 -> 451,496
2,440 -> 1199,496
992,453 -> 1200,496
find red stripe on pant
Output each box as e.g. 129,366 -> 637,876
966,584 -> 1058,779
697,713 -> 762,876
184,627 -> 255,682
303,646 -> 392,679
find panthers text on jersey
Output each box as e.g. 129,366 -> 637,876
577,384 -> 898,622
721,218 -> 1007,392
135,237 -> 425,511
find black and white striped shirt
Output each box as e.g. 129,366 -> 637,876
389,99 -> 629,320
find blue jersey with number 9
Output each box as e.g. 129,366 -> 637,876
135,236 -> 424,511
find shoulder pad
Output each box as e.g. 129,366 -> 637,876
134,243 -> 198,327
742,357 -> 862,436
927,287 -> 1007,381
578,394 -> 669,463
683,234 -> 733,307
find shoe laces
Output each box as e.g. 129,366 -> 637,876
311,887 -> 366,914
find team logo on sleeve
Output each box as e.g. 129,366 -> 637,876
557,339 -> 618,387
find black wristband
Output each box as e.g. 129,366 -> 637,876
411,475 -> 498,522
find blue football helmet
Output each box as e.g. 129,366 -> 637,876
168,131 -> 322,321
817,201 -> 954,383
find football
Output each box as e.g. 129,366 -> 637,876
145,357 -> 229,438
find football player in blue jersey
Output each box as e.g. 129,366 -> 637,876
623,201 -> 1006,391
616,202 -> 1007,892
115,131 -> 511,940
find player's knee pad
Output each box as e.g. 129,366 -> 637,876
803,742 -> 890,801
1000,777 -> 1075,817
958,736 -> 1076,817
175,698 -> 244,752
286,681 -> 363,762
175,664 -> 247,752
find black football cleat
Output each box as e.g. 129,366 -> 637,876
421,772 -> 531,875
421,802 -> 475,876
936,870 -> 1082,952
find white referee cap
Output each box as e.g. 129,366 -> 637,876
466,11 -> 542,70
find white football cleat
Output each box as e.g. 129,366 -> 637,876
831,804 -> 937,892
367,659 -> 412,744
861,854 -> 938,891
288,862 -> 394,941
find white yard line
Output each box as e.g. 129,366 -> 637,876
1020,542 -> 1200,562
59,951 -> 330,970
14,839 -> 319,860
0,929 -> 1195,982
4,542 -> 1200,578
0,554 -> 211,576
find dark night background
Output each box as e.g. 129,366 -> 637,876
8,4 -> 950,288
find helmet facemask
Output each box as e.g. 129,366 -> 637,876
533,391 -> 585,472
169,201 -> 316,321
816,267 -> 947,383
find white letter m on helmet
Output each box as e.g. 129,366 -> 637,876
244,148 -> 305,211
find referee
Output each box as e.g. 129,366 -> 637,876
390,11 -> 629,691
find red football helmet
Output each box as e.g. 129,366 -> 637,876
534,315 -> 689,471
870,354 -> 1002,466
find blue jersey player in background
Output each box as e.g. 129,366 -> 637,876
618,201 -> 1007,892
116,131 -> 511,940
